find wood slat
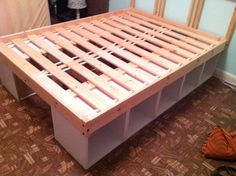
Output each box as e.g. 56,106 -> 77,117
0,42 -> 90,131
71,26 -> 164,76
83,22 -> 177,73
103,17 -> 196,59
91,25 -> 177,70
121,14 -> 211,50
90,21 -> 176,69
128,11 -> 220,45
44,32 -> 142,91
106,15 -> 203,53
13,38 -> 109,110
81,25 -> 171,76
123,14 -> 210,50
34,33 -> 129,100
120,15 -> 202,55
56,29 -> 152,84
109,16 -> 190,62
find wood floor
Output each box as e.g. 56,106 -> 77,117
0,77 -> 235,175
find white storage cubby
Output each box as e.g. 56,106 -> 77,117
157,77 -> 184,115
88,113 -> 127,166
0,62 -> 34,100
200,56 -> 219,84
180,64 -> 204,98
52,108 -> 127,169
127,92 -> 160,137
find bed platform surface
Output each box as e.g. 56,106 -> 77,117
0,9 -> 226,137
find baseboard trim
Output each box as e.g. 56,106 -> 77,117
214,68 -> 236,85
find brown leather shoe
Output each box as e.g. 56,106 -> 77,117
202,126 -> 236,161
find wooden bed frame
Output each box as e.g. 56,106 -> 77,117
0,1 -> 234,169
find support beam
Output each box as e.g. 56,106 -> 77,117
225,6 -> 236,45
193,0 -> 204,28
154,0 -> 166,17
187,0 -> 204,29
130,0 -> 135,8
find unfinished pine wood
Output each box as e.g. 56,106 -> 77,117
13,38 -> 109,110
0,9 -> 225,136
0,42 -> 90,133
193,0 -> 204,29
128,11 -> 219,46
43,31 -> 142,89
154,0 -> 166,17
187,0 -> 204,28
130,0 -> 135,8
56,29 -> 153,83
225,6 -> 236,45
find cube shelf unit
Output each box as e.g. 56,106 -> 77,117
51,53 -> 221,169
0,9 -> 225,169
127,92 -> 160,137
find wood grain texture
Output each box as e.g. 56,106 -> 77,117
187,0 -> 205,28
130,0 -> 135,8
0,9 -> 225,135
154,0 -> 166,17
225,6 -> 236,45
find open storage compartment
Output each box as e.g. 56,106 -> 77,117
52,108 -> 127,169
200,56 -> 219,84
180,64 -> 204,98
127,92 -> 160,137
158,77 -> 184,115
88,113 -> 127,166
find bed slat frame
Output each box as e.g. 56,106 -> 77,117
0,0 -> 233,137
